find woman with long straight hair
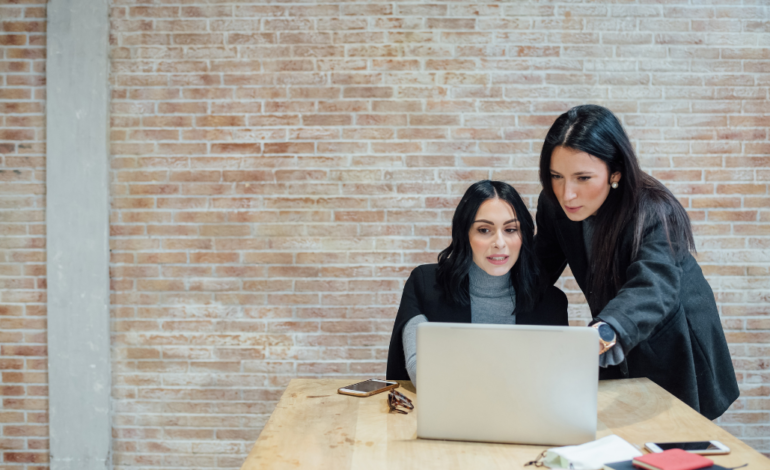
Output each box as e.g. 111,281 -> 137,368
386,180 -> 568,385
535,104 -> 739,419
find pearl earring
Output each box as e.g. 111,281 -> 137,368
611,182 -> 619,189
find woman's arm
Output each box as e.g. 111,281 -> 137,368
402,315 -> 427,386
386,266 -> 428,380
534,192 -> 568,285
595,221 -> 682,353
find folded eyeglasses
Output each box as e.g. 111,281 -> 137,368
387,389 -> 414,414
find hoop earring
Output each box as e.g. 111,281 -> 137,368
611,182 -> 618,189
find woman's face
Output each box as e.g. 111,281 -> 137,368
549,145 -> 621,222
468,198 -> 522,276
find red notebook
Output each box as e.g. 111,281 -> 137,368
632,449 -> 713,470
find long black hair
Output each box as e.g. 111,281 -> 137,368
539,104 -> 695,314
436,180 -> 542,313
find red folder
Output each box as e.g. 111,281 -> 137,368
632,449 -> 713,470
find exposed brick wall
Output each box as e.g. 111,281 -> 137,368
113,0 -> 767,467
0,0 -> 48,468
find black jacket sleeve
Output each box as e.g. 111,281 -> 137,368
596,220 -> 682,354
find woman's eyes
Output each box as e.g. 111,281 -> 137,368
476,227 -> 518,234
550,174 -> 591,182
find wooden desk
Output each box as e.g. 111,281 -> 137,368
241,378 -> 768,469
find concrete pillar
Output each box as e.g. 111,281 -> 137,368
46,0 -> 111,468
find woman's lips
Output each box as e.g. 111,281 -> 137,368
486,255 -> 509,265
564,205 -> 582,214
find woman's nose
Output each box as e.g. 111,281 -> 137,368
494,231 -> 506,248
562,181 -> 577,202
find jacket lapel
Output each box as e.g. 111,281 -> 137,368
449,300 -> 472,323
556,217 -> 589,294
429,293 -> 472,324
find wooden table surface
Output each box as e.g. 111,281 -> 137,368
241,378 -> 768,469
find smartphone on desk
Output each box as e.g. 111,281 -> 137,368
645,440 -> 730,455
338,379 -> 399,397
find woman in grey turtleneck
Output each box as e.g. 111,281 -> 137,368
402,262 -> 517,386
386,180 -> 569,387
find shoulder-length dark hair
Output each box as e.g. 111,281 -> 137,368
436,180 -> 542,313
539,104 -> 695,313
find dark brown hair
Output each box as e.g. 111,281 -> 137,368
539,105 -> 695,313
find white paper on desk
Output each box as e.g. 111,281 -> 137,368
543,434 -> 642,470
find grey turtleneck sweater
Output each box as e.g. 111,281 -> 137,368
402,262 -> 516,386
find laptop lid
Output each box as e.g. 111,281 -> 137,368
416,323 -> 599,446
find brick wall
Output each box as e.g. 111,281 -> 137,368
2,0 -> 768,469
0,0 -> 48,468
107,1 -> 770,466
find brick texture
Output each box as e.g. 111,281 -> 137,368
108,1 -> 770,467
0,1 -> 49,469
3,0 -> 770,469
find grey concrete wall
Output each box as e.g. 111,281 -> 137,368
46,0 -> 111,469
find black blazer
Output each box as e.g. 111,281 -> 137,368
535,191 -> 739,420
386,263 -> 569,381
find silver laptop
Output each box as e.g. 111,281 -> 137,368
416,323 -> 599,446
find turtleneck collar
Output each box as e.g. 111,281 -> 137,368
468,261 -> 514,299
